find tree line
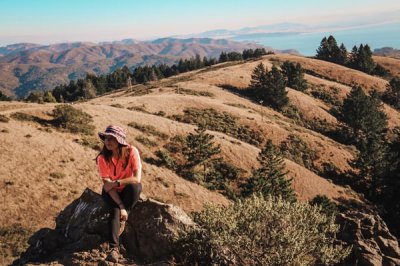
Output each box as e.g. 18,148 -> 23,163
20,48 -> 272,103
315,35 -> 387,76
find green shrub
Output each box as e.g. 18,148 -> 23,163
51,105 -> 95,135
309,86 -> 341,106
154,110 -> 166,116
224,102 -> 248,109
310,195 -> 338,217
175,88 -> 214,97
0,114 -> 9,123
74,136 -> 102,150
110,103 -> 124,108
281,104 -> 304,123
10,112 -> 38,122
0,224 -> 33,259
171,107 -> 264,146
280,134 -> 317,172
49,172 -> 66,179
175,194 -> 351,265
128,122 -> 168,139
135,135 -> 157,147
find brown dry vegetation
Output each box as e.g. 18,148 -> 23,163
2,53 -> 399,263
373,55 -> 400,77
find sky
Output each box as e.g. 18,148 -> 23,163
0,0 -> 399,46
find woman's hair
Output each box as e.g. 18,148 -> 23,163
96,144 -> 131,170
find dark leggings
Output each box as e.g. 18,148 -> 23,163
102,183 -> 142,247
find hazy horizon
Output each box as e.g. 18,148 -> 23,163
1,0 -> 400,47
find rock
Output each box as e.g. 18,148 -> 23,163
337,210 -> 400,266
17,188 -> 194,265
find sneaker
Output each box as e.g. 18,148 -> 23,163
118,220 -> 126,236
105,247 -> 120,263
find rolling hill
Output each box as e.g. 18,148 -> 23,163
1,53 -> 400,264
0,38 -> 287,98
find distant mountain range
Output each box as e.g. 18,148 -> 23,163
1,38 -> 297,98
374,47 -> 400,59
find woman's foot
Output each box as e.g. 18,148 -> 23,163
105,247 -> 120,263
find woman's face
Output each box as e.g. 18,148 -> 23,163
104,135 -> 119,151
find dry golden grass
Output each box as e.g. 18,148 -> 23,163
373,55 -> 400,77
3,53 -> 400,263
269,54 -> 388,92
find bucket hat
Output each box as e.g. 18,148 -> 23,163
98,125 -> 128,146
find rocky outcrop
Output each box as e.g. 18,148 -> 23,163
16,188 -> 194,265
337,209 -> 400,266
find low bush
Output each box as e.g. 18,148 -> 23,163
171,107 -> 264,146
128,122 -> 168,139
0,114 -> 9,123
0,224 -> 33,259
135,135 -> 157,147
175,88 -> 214,97
310,195 -> 338,217
280,134 -> 317,172
51,105 -> 95,135
175,194 -> 351,265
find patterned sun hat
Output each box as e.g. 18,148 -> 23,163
98,125 -> 128,146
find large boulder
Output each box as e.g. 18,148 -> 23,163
337,209 -> 400,266
17,188 -> 194,265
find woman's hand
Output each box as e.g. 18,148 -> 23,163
103,179 -> 116,192
120,208 -> 128,221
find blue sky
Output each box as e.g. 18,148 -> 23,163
0,0 -> 399,45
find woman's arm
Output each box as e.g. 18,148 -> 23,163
103,179 -> 125,208
119,168 -> 141,185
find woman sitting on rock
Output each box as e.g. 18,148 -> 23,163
96,125 -> 142,262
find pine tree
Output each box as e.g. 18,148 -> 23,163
264,65 -> 289,110
383,77 -> 400,109
242,140 -> 296,202
219,52 -> 228,62
43,91 -> 57,103
281,61 -> 308,92
349,44 -> 376,73
338,43 -> 348,65
182,126 -> 221,182
316,37 -> 329,60
341,85 -> 389,197
250,63 -> 267,91
341,85 -> 387,140
82,80 -> 97,99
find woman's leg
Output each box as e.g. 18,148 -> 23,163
102,189 -> 121,248
120,183 -> 142,213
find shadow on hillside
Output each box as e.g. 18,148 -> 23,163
218,84 -> 255,102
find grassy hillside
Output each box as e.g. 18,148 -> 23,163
2,53 -> 400,264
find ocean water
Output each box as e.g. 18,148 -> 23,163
234,23 -> 400,56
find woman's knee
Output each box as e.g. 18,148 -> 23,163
125,183 -> 142,195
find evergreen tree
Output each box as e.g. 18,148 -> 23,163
82,80 -> 97,99
43,91 -> 56,103
250,64 -> 289,110
338,43 -> 348,65
383,77 -> 400,110
316,37 -> 330,60
219,52 -> 228,63
250,63 -> 267,91
341,85 -> 387,140
316,35 -> 347,64
182,126 -> 221,182
0,91 -> 12,101
263,65 -> 289,110
242,140 -> 296,202
341,85 -> 389,197
349,44 -> 376,74
281,61 -> 308,92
